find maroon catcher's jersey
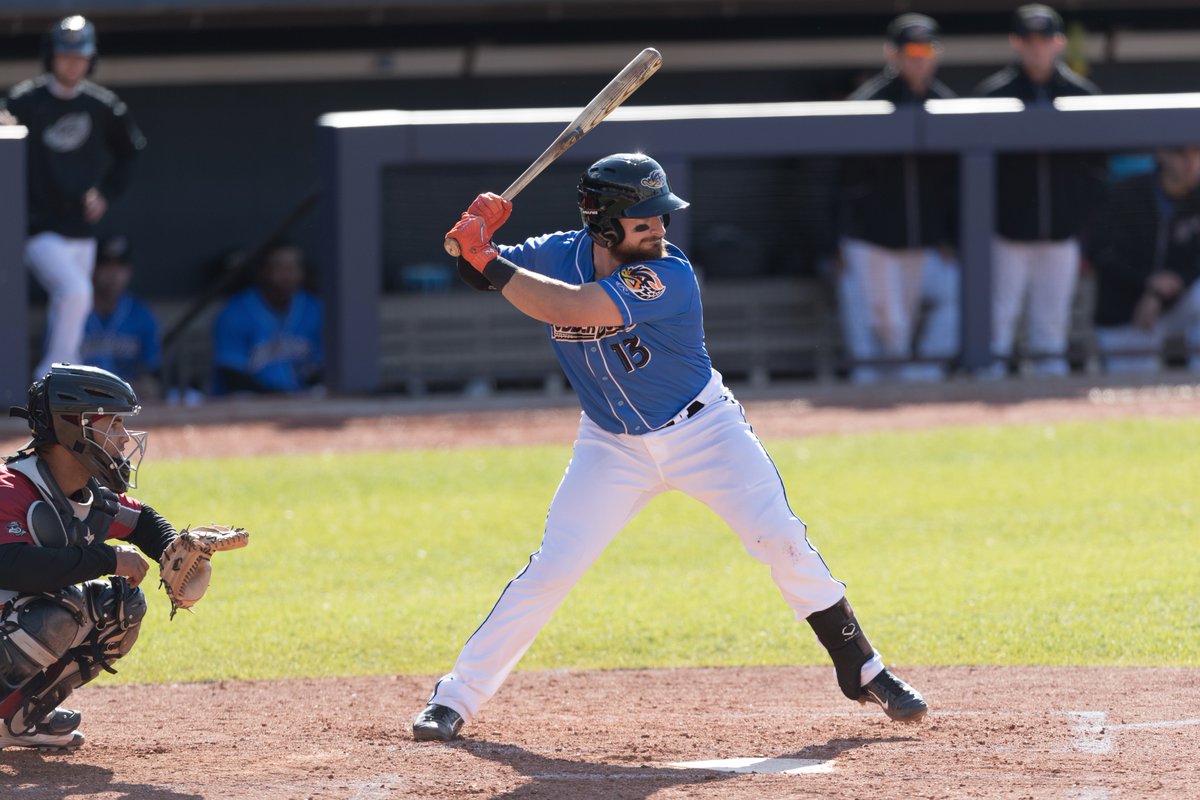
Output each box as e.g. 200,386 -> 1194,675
0,462 -> 141,547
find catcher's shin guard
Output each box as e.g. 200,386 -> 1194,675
806,597 -> 875,701
0,588 -> 86,690
0,579 -> 144,736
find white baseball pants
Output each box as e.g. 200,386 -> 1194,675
430,372 -> 882,723
839,239 -> 958,382
840,238 -> 925,367
990,237 -> 1080,377
1095,279 -> 1200,373
916,249 -> 961,376
26,232 -> 97,379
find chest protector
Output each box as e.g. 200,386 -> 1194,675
6,456 -> 119,548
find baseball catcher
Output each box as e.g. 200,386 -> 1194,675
0,364 -> 248,751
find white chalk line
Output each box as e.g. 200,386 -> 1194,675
532,757 -> 837,778
1063,711 -> 1200,756
1106,717 -> 1200,731
1063,789 -> 1113,800
1065,710 -> 1112,754
348,775 -> 408,799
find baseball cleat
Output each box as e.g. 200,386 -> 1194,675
38,707 -> 83,736
859,669 -> 928,722
412,703 -> 463,742
0,720 -> 85,751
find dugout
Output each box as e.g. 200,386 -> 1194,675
7,3 -> 1200,398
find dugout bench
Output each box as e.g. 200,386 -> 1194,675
375,276 -> 839,394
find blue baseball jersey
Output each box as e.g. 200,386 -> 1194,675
500,230 -> 711,435
212,287 -> 323,394
80,294 -> 161,381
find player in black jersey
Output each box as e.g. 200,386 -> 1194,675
1,16 -> 146,378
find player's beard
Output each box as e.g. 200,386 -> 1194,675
612,235 -> 666,265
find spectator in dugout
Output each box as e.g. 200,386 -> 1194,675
211,241 -> 323,396
974,4 -> 1104,377
837,13 -> 960,383
80,235 -> 162,398
1085,145 -> 1200,374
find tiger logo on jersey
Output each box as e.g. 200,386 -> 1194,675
618,265 -> 666,301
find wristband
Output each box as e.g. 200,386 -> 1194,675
483,257 -> 519,290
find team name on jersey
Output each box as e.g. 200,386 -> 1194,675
551,324 -> 627,341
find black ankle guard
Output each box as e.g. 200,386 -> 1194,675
806,597 -> 875,700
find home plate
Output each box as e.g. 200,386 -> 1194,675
668,757 -> 834,775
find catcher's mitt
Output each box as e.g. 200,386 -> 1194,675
158,524 -> 249,619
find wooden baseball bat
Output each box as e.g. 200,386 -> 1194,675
445,47 -> 663,258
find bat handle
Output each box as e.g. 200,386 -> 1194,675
444,237 -> 462,258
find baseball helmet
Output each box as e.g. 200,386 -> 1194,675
42,15 -> 98,74
11,364 -> 146,491
578,153 -> 690,248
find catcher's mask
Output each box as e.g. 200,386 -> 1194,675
578,153 -> 690,249
10,364 -> 146,492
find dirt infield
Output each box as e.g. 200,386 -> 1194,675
3,667 -> 1198,799
2,377 -> 1198,798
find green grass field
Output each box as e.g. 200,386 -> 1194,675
116,416 -> 1199,685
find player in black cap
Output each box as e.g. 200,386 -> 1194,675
973,4 -> 1102,378
836,13 -> 960,383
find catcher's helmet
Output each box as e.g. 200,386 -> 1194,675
578,153 -> 690,248
42,16 -> 98,74
11,364 -> 146,492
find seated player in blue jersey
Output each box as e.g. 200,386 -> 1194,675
210,242 -> 323,396
413,153 -> 928,743
80,236 -> 161,398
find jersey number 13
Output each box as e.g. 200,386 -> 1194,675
609,335 -> 652,372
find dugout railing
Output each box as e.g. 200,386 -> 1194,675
315,95 -> 1200,395
8,97 -> 1200,402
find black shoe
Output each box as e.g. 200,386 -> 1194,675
859,669 -> 928,722
412,703 -> 463,742
38,707 -> 82,736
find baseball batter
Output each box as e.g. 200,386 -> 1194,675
0,16 -> 146,379
412,153 -> 927,742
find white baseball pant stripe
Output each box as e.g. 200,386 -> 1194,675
991,236 -> 1080,376
26,232 -> 97,378
430,373 -> 882,723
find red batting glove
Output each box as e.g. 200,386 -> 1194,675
446,214 -> 498,272
467,192 -> 512,238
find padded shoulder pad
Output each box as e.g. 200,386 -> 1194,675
27,501 -> 68,548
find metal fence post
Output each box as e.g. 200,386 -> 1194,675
959,149 -> 995,373
0,130 -> 28,405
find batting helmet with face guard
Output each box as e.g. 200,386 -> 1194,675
578,153 -> 690,248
